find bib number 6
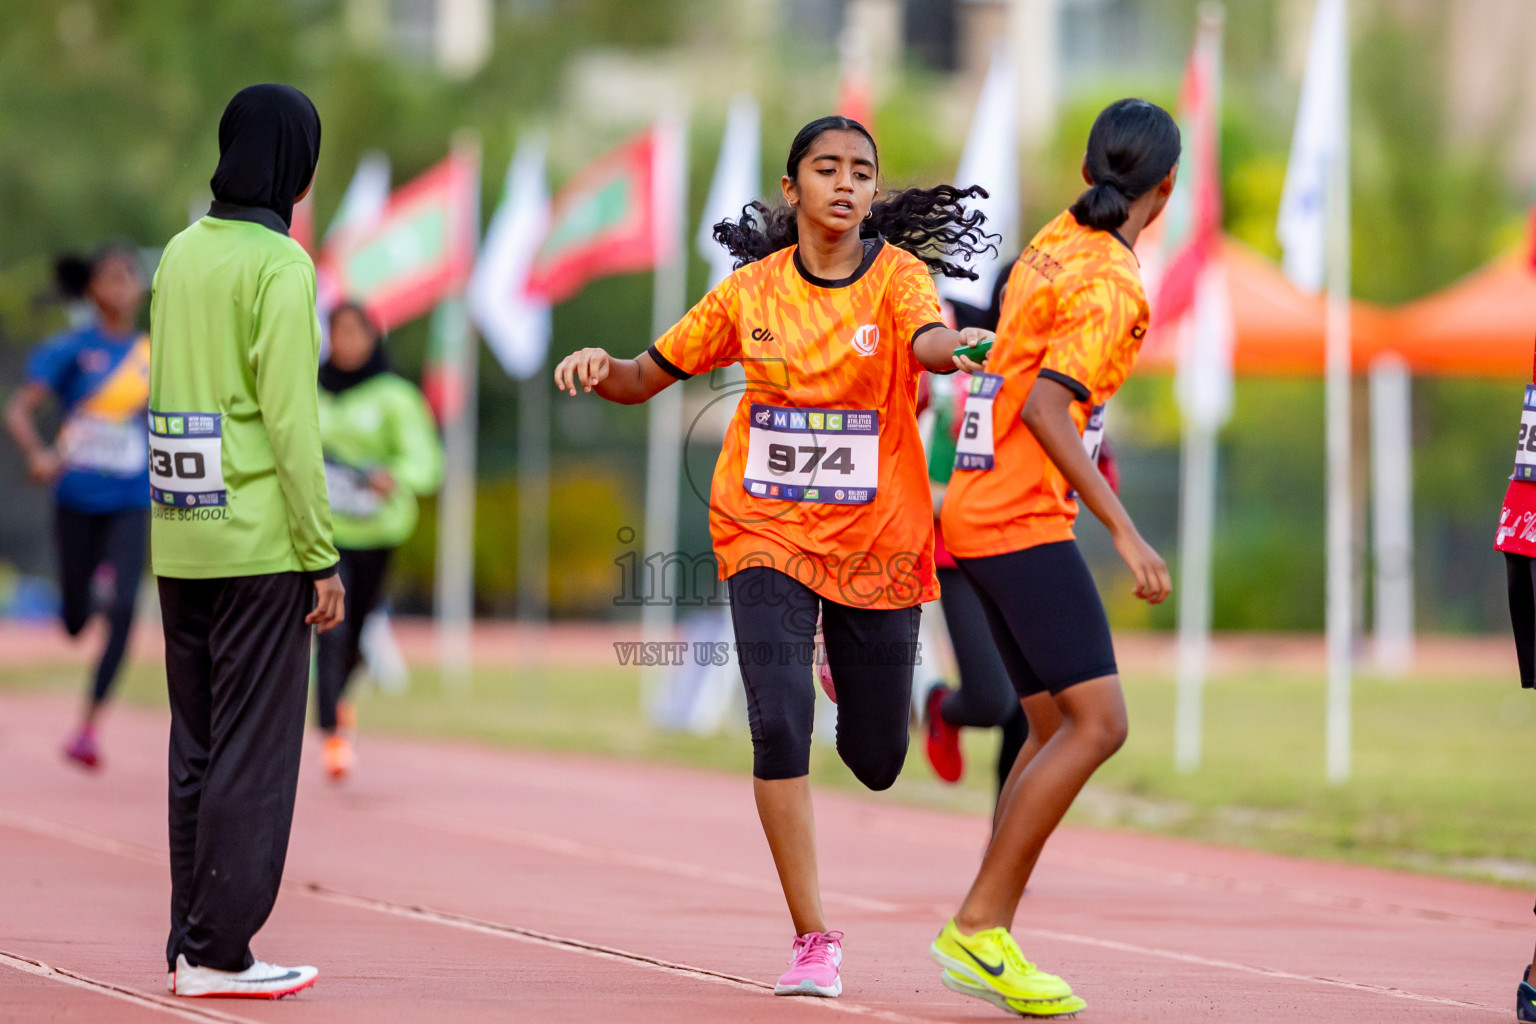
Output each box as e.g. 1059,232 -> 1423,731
766,444 -> 855,475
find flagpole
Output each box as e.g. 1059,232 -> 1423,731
1370,353 -> 1413,675
640,107 -> 690,709
517,370 -> 550,623
1324,8 -> 1353,783
436,131 -> 483,693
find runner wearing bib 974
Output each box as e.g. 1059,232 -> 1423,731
554,115 -> 997,1000
927,99 -> 1179,1019
5,245 -> 149,771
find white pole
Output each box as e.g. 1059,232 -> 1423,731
1175,417 -> 1217,772
1323,30 -> 1352,784
517,371 -> 550,623
640,109 -> 689,706
436,132 -> 482,692
1370,353 -> 1413,675
435,297 -> 479,692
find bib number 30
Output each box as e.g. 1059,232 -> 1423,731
149,410 -> 226,508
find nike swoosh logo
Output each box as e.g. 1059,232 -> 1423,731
961,945 -> 1006,977
253,971 -> 302,984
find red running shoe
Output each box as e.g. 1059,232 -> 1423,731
924,687 -> 963,783
63,725 -> 100,770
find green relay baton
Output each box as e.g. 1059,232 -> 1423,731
953,337 -> 993,364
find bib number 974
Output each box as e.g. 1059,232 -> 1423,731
765,444 -> 856,476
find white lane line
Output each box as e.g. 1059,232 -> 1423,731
0,950 -> 263,1024
373,804 -> 906,914
1017,926 -> 1501,1014
0,807 -> 926,1023
299,883 -> 930,1024
0,803 -> 1504,1017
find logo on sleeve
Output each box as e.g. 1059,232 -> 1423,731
851,324 -> 880,356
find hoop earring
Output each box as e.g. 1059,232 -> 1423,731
864,210 -> 872,221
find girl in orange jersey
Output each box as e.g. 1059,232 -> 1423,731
926,99 -> 1179,1018
554,115 -> 995,998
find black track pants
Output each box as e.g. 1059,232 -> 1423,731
728,567 -> 920,788
936,567 -> 1028,795
314,546 -> 391,732
55,505 -> 147,705
159,571 -> 312,972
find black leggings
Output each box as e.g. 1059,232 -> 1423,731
936,566 -> 1029,792
55,505 -> 147,706
728,567 -> 920,787
314,546 -> 392,732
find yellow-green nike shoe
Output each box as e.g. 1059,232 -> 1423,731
930,919 -> 1083,1016
942,968 -> 1087,1018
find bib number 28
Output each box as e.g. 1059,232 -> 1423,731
148,410 -> 227,508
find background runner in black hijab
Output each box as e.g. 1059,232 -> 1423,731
208,83 -> 321,231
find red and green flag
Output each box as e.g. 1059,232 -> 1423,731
325,149 -> 479,331
1153,15 -> 1223,325
422,296 -> 472,424
525,126 -> 678,304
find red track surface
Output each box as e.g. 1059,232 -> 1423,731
0,690 -> 1525,1022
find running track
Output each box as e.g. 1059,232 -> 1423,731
0,690 -> 1525,1022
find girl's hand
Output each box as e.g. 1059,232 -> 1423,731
27,448 -> 62,485
1112,527 -> 1171,605
952,327 -> 994,373
554,348 -> 613,395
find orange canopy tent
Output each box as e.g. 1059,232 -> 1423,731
1140,238 -> 1536,378
1380,254 -> 1536,378
1139,237 -> 1392,375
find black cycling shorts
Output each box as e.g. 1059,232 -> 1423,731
955,540 -> 1117,698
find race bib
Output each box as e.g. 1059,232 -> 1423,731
148,410 -> 226,508
325,458 -> 382,517
58,414 -> 146,476
1082,403 -> 1108,462
1515,385 -> 1536,482
742,404 -> 879,505
953,372 -> 1004,471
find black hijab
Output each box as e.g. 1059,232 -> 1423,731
209,84 -> 321,233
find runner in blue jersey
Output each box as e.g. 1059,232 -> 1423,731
5,245 -> 150,769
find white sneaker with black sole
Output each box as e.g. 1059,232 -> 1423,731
171,954 -> 318,998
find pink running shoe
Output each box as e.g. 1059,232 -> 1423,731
63,725 -> 100,770
774,930 -> 843,997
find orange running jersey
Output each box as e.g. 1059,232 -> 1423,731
650,238 -> 945,609
940,210 -> 1150,559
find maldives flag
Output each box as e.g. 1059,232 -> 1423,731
1154,14 -> 1223,325
326,148 -> 479,331
525,125 -> 681,304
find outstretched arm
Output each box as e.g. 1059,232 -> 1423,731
913,326 -> 994,375
553,348 -> 679,405
1021,376 -> 1171,604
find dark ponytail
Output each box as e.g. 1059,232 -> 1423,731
1069,98 -> 1181,232
711,115 -> 999,280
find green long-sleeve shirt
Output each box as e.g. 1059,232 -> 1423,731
148,214 -> 338,579
318,372 -> 443,550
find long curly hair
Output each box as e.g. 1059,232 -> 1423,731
711,115 -> 999,280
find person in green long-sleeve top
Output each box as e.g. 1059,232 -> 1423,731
150,84 -> 339,1000
314,301 -> 442,779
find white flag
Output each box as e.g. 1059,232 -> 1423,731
938,44 -> 1018,310
1277,0 -> 1346,294
697,96 -> 761,288
468,135 -> 552,380
324,149 -> 391,250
